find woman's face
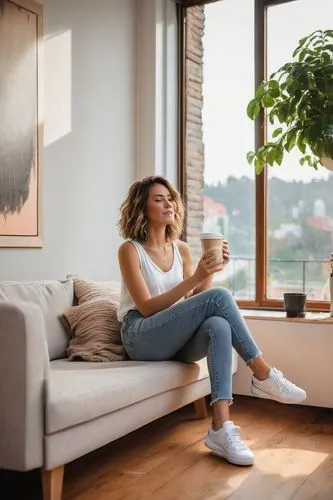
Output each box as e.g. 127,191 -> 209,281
145,183 -> 175,225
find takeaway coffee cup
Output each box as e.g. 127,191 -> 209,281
283,292 -> 307,318
199,232 -> 224,264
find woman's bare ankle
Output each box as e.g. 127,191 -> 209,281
253,369 -> 270,381
212,419 -> 227,431
248,357 -> 271,380
212,400 -> 230,430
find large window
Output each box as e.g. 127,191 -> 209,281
182,0 -> 332,310
266,0 -> 333,304
202,0 -> 256,300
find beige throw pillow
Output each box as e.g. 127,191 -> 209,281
73,277 -> 120,304
61,298 -> 126,362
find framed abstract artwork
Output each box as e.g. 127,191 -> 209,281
0,0 -> 43,247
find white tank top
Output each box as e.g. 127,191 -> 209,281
117,240 -> 184,321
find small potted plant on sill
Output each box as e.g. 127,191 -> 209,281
246,29 -> 333,174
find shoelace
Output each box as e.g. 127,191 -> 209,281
271,368 -> 296,393
226,426 -> 248,452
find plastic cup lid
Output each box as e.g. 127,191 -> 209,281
199,232 -> 224,239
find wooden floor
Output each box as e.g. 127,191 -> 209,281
2,396 -> 333,500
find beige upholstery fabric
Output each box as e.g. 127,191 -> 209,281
45,377 -> 211,469
73,277 -> 120,304
0,279 -> 73,360
61,298 -> 126,362
46,349 -> 237,434
0,301 -> 48,470
46,358 -> 210,434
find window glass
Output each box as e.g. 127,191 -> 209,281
201,0 -> 256,299
267,0 -> 333,300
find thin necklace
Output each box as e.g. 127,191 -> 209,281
162,244 -> 168,264
143,243 -> 169,265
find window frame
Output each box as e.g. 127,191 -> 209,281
175,0 -> 221,6
180,0 -> 330,312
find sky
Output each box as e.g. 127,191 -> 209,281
202,0 -> 333,185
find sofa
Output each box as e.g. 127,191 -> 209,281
0,278 -> 238,500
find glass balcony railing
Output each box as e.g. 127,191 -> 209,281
213,257 -> 330,301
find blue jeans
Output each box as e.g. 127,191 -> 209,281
121,287 -> 261,404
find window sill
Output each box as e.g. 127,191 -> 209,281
240,309 -> 333,324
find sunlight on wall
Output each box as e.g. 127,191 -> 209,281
44,30 -> 72,147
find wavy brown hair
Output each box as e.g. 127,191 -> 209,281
118,176 -> 185,242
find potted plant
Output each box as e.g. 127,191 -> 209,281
246,29 -> 333,174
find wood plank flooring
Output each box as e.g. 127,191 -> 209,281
2,396 -> 333,500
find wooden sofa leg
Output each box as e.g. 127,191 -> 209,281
194,397 -> 208,419
42,465 -> 64,500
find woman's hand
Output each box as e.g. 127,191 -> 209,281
193,249 -> 223,284
222,240 -> 231,266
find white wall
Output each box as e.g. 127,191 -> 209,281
0,0 -> 178,282
136,0 -> 178,186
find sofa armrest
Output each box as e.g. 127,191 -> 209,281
0,301 -> 49,470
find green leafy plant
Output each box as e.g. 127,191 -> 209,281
246,30 -> 333,174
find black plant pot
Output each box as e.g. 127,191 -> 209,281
283,292 -> 307,318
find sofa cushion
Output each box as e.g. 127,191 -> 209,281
61,298 -> 126,362
73,278 -> 120,304
46,357 -> 211,434
0,279 -> 73,360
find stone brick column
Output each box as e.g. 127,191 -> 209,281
184,6 -> 205,262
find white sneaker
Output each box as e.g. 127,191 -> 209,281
204,421 -> 255,466
251,367 -> 307,404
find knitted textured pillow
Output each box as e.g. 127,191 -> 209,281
61,298 -> 126,362
73,278 -> 120,305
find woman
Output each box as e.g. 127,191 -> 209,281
117,176 -> 306,466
